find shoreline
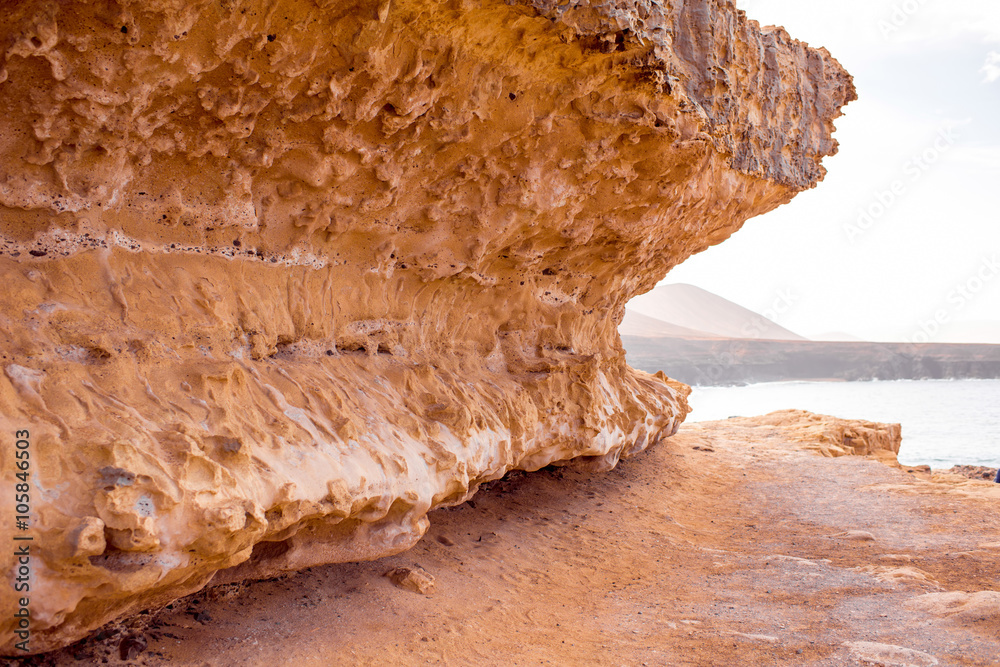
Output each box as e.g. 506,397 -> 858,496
623,335 -> 1000,387
686,380 -> 1000,471
687,414 -> 1000,472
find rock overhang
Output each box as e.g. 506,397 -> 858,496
0,0 -> 854,654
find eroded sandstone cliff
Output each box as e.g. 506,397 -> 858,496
0,0 -> 853,653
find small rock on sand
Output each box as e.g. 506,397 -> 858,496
855,565 -> 938,586
844,641 -> 938,666
831,530 -> 876,542
728,631 -> 779,643
385,566 -> 436,594
943,465 -> 997,481
877,554 -> 913,563
904,591 -> 1000,622
119,634 -> 147,661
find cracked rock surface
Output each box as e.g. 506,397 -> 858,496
0,0 -> 853,654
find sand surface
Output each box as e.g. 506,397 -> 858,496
7,418 -> 999,666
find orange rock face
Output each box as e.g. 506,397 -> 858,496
723,410 -> 903,460
0,0 -> 853,654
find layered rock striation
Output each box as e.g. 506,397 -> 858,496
0,0 -> 853,653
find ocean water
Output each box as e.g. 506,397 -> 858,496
686,379 -> 1000,469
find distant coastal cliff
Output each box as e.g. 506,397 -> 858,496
623,337 -> 1000,386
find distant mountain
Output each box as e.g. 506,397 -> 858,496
623,283 -> 808,341
619,310 -> 721,339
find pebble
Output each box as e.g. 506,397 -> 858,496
119,634 -> 147,661
385,566 -> 437,594
832,530 -> 876,542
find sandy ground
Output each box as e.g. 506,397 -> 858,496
6,417 -> 1000,666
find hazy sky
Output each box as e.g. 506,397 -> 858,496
656,0 -> 1000,343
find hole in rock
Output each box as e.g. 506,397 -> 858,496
220,438 -> 242,454
244,538 -> 292,568
88,346 -> 112,362
88,539 -> 146,573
